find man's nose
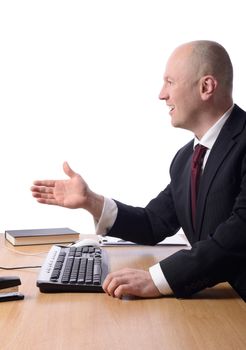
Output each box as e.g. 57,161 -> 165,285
159,85 -> 168,100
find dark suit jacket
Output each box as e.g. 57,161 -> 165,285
108,104 -> 246,300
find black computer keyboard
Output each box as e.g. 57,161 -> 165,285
37,245 -> 109,293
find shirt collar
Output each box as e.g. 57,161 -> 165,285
194,104 -> 234,149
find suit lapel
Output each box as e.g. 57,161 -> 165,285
195,105 -> 246,236
183,150 -> 195,237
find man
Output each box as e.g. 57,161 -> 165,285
31,40 -> 246,301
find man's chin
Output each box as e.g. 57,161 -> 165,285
170,119 -> 180,128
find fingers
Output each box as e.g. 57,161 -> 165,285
34,198 -> 58,205
103,270 -> 129,298
31,185 -> 54,194
103,268 -> 162,299
31,185 -> 53,197
112,285 -> 129,299
31,184 -> 55,202
63,161 -> 77,179
31,185 -> 58,205
31,162 -> 77,190
31,161 -> 77,187
32,180 -> 56,187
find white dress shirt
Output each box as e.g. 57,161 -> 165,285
95,105 -> 234,295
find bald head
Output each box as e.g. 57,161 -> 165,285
182,40 -> 233,95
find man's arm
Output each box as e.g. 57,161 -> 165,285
31,163 -> 176,299
96,198 -> 173,298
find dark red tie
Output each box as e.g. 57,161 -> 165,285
191,144 -> 207,227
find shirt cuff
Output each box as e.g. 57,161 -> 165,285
149,263 -> 173,295
94,197 -> 118,236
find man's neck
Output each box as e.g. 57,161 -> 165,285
195,104 -> 234,142
194,102 -> 233,140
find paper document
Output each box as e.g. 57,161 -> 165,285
99,234 -> 189,246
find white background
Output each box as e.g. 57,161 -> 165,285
0,0 -> 245,234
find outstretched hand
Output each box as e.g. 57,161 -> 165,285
102,268 -> 162,299
31,162 -> 104,219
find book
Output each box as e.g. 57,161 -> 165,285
5,227 -> 80,246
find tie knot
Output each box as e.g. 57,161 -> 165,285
192,144 -> 207,166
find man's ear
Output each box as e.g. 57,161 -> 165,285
199,75 -> 218,101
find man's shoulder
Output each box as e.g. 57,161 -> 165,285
169,140 -> 194,175
174,140 -> 194,160
232,104 -> 246,115
222,104 -> 246,139
228,104 -> 246,125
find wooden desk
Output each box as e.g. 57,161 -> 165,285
0,234 -> 246,350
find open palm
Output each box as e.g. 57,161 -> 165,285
31,162 -> 89,209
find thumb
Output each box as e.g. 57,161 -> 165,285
63,161 -> 77,178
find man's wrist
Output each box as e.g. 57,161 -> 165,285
84,191 -> 104,221
94,198 -> 118,235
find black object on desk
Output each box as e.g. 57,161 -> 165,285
0,276 -> 24,302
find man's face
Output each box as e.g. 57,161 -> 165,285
159,45 -> 202,131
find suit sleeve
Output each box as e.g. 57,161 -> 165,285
108,184 -> 181,245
